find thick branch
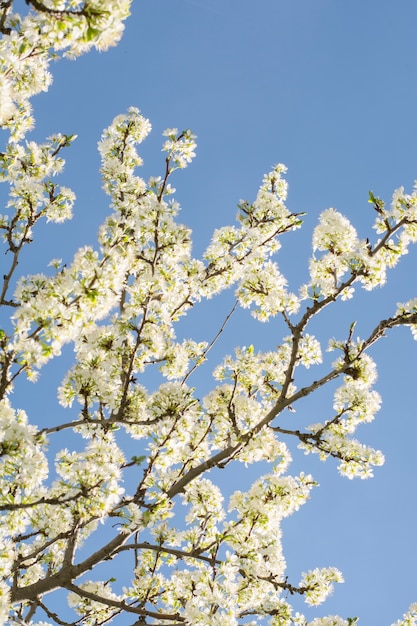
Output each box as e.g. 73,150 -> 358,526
12,529 -> 130,602
65,582 -> 184,622
25,0 -> 86,16
115,542 -> 220,566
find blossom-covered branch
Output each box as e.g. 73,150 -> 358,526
1,2 -> 417,626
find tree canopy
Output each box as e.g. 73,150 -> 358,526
0,1 -> 416,625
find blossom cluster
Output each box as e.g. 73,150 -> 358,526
306,189 -> 417,299
299,349 -> 384,478
0,1 -> 131,140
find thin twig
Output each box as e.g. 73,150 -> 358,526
182,299 -> 238,384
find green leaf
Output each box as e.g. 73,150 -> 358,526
63,134 -> 77,146
368,191 -> 377,204
84,27 -> 101,42
368,190 -> 385,212
131,455 -> 146,466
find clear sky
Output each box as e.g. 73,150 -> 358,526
14,1 -> 417,623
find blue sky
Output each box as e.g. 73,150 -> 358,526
13,0 -> 417,623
